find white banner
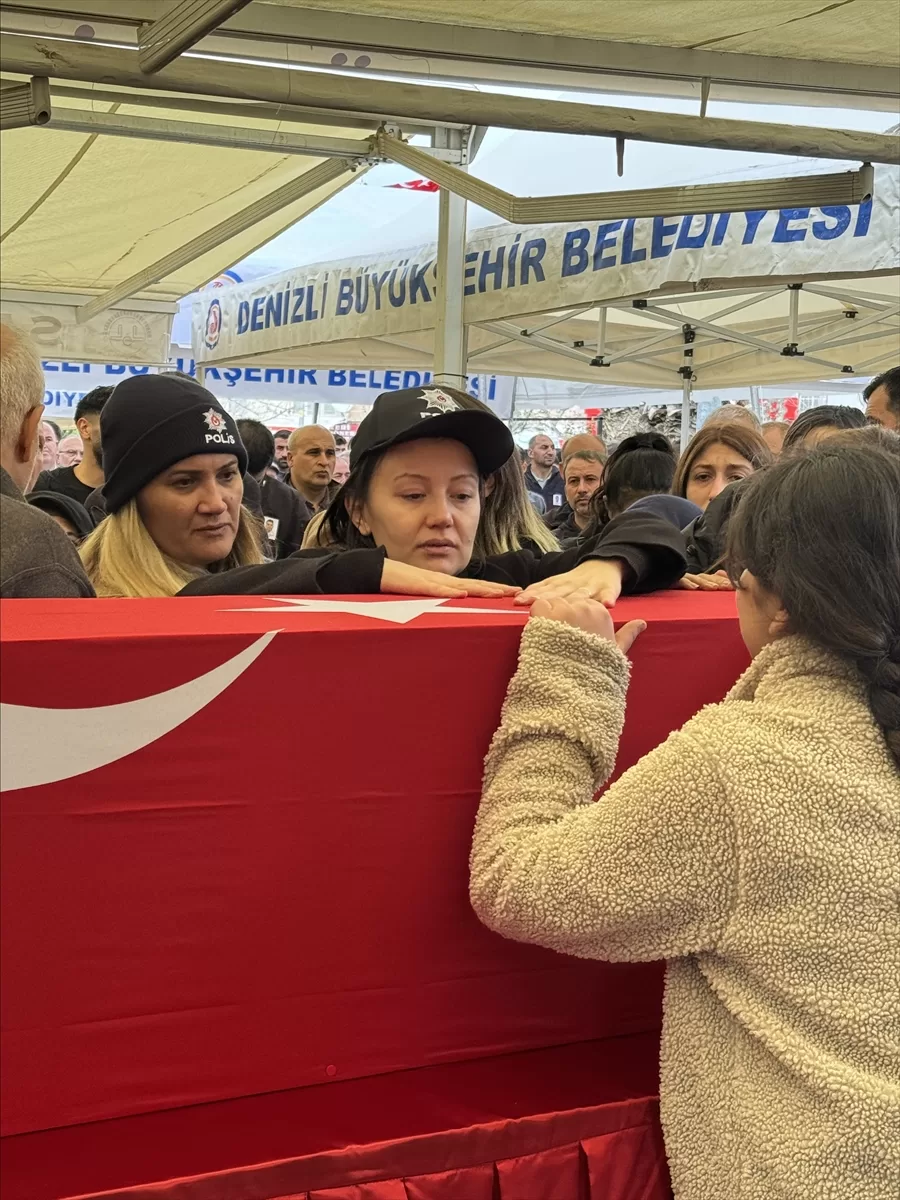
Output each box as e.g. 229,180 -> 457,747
1,292 -> 175,365
194,168 -> 899,365
40,357 -> 514,416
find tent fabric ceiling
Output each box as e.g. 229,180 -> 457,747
262,0 -> 900,68
0,88 -> 370,301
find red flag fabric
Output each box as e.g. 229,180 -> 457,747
386,179 -> 439,192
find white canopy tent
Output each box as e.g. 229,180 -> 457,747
3,0 -> 897,378
191,166 -> 900,442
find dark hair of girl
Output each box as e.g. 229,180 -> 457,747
673,423 -> 773,498
581,432 -> 676,534
781,404 -> 866,454
727,443 -> 900,768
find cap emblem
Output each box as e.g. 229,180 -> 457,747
419,389 -> 460,418
203,408 -> 227,431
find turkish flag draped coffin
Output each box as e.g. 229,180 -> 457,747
0,593 -> 749,1186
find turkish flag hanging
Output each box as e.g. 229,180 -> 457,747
386,178 -> 440,192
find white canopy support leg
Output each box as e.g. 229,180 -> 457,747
433,128 -> 468,389
679,324 -> 696,451
196,364 -> 206,386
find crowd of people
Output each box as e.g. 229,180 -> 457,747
1,321 -> 898,608
2,320 -> 899,1199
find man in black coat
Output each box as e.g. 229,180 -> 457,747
237,419 -> 311,558
523,433 -> 565,509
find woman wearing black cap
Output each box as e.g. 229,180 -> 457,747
180,387 -> 687,604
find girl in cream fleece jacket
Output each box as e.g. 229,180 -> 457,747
471,443 -> 900,1200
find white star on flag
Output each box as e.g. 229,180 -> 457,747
225,597 -> 523,625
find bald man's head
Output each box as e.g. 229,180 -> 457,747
0,323 -> 45,490
562,432 -> 607,462
287,424 -> 337,504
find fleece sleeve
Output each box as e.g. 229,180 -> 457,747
469,618 -> 737,962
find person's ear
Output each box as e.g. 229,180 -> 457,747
769,606 -> 790,639
348,500 -> 370,536
483,474 -> 496,498
75,415 -> 92,443
16,405 -> 43,465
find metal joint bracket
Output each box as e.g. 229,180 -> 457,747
0,76 -> 51,130
780,344 -> 805,356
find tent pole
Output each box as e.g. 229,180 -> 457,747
680,373 -> 693,452
196,364 -> 206,385
433,127 -> 468,389
679,324 -> 695,451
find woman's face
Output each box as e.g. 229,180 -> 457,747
685,442 -> 754,509
137,454 -> 243,567
355,438 -> 481,575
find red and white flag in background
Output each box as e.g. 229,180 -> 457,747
385,178 -> 440,192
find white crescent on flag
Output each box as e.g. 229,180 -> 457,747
0,631 -> 277,793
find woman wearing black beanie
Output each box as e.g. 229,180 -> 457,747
79,374 -> 267,596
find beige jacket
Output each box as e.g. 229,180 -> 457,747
471,620 -> 900,1200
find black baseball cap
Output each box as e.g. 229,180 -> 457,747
349,387 -> 514,475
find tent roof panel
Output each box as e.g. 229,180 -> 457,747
0,90 -> 372,300
263,0 -> 900,68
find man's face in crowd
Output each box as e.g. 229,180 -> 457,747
40,422 -> 59,471
564,456 -> 603,519
866,384 -> 900,431
529,436 -> 556,469
77,414 -> 102,463
333,457 -> 351,485
288,427 -> 336,488
273,435 -> 291,470
57,435 -> 83,466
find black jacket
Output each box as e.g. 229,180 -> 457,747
524,465 -> 565,507
258,476 -> 310,558
33,466 -> 96,508
683,479 -> 750,573
543,499 -> 574,531
177,508 -> 686,597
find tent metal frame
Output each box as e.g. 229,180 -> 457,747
2,0 -> 898,110
463,281 -> 899,447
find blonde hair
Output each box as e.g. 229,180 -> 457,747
80,499 -> 265,597
301,509 -> 333,549
478,452 -> 560,555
